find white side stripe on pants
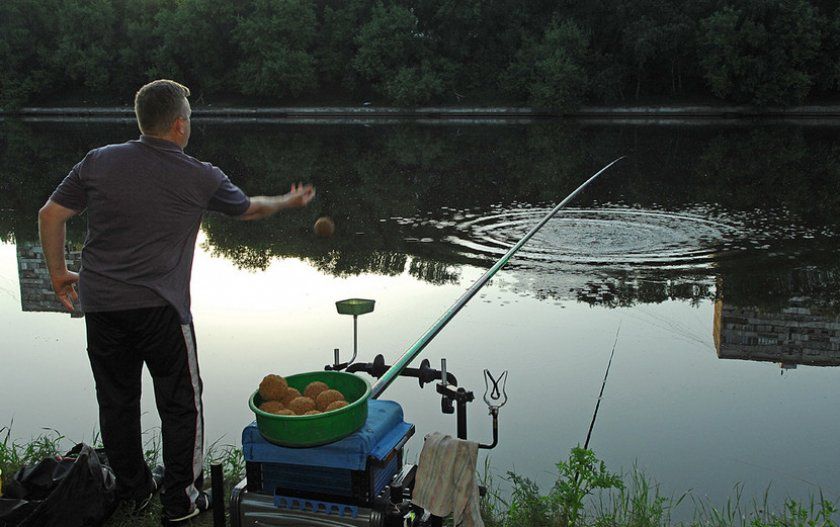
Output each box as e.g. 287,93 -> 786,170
181,324 -> 203,506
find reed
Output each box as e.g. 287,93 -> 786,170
479,450 -> 837,527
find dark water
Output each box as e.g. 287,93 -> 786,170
1,119 -> 839,514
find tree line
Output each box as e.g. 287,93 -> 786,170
2,0 -> 840,108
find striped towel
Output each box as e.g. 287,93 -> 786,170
412,432 -> 484,527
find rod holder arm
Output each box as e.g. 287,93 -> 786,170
478,407 -> 500,450
343,355 -> 458,385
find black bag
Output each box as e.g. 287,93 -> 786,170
0,443 -> 117,527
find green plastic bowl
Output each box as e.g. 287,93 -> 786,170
249,371 -> 371,447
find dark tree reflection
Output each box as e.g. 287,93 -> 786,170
2,120 -> 838,310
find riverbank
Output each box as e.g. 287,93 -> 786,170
2,429 -> 837,527
5,105 -> 840,121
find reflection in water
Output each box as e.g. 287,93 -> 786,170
2,119 -> 839,312
16,241 -> 82,317
714,266 -> 840,370
715,300 -> 840,369
2,120 -> 839,311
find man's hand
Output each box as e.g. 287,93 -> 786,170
238,182 -> 316,221
38,199 -> 80,312
51,270 -> 80,312
285,182 -> 316,209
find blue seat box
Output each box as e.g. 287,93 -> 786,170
242,399 -> 414,506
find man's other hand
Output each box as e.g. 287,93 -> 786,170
51,270 -> 80,311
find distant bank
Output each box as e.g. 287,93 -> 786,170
4,105 -> 840,121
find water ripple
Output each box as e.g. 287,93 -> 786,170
394,205 -> 836,272
453,208 -> 740,268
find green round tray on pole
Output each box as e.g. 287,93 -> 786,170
334,298 -> 376,367
249,371 -> 371,447
335,298 -> 375,316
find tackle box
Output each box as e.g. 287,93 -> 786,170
242,399 -> 414,506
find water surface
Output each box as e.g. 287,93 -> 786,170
1,119 -> 838,514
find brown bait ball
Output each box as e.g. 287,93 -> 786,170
259,374 -> 288,402
289,396 -> 317,415
281,387 -> 301,406
316,389 -> 345,411
314,216 -> 335,238
325,400 -> 349,412
304,381 -> 330,400
259,401 -> 286,414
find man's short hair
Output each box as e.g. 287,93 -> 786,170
134,80 -> 191,136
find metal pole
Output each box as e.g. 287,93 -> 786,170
457,392 -> 468,440
371,157 -> 625,399
211,463 -> 225,527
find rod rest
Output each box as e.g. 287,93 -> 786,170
345,355 -> 458,387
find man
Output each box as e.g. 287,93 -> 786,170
38,79 -> 315,524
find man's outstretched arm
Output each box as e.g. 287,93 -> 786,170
238,183 -> 316,221
38,200 -> 80,311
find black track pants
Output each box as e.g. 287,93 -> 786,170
85,305 -> 204,517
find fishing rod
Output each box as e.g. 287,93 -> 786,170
572,322 -> 620,486
371,156 -> 626,399
583,322 -> 621,450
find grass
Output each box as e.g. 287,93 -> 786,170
1,425 -> 244,526
1,424 -> 67,479
479,449 -> 837,527
3,429 -> 838,527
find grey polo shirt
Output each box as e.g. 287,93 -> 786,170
49,135 -> 250,323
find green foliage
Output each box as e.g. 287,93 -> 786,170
813,7 -> 840,93
317,0 -> 372,91
482,452 -> 838,527
505,19 -> 590,110
411,0 -> 523,99
556,447 -> 625,527
1,426 -> 244,527
383,62 -> 445,106
530,20 -> 591,110
2,0 -> 840,107
689,485 -> 838,527
51,0 -> 116,93
0,0 -> 60,107
698,0 -> 822,105
750,499 -> 837,527
232,0 -> 317,99
497,447 -> 624,527
148,0 -> 240,97
353,3 -> 421,84
594,466 -> 681,527
620,2 -> 694,98
0,426 -> 65,480
114,0 -> 169,92
352,2 -> 445,104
